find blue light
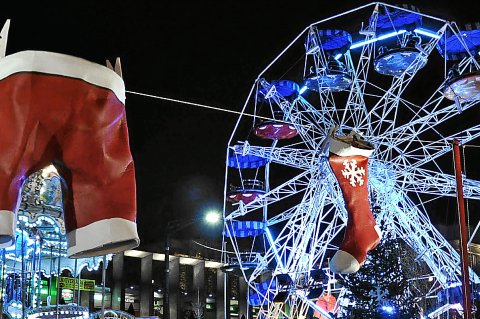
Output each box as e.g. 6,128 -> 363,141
350,30 -> 406,49
381,305 -> 395,314
299,85 -> 308,94
334,53 -> 342,60
349,28 -> 439,50
265,227 -> 286,271
377,30 -> 407,41
414,28 -> 441,39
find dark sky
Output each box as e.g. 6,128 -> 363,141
2,1 -> 479,249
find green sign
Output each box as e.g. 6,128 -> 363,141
59,277 -> 95,291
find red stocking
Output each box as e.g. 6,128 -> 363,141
328,132 -> 381,274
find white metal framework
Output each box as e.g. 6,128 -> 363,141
222,3 -> 480,318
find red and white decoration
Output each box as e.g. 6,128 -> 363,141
328,131 -> 381,273
0,50 -> 139,257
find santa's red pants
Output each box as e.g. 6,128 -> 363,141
0,51 -> 139,257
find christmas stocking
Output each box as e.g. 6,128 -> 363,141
328,130 -> 381,274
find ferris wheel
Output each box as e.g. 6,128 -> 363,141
222,3 -> 480,318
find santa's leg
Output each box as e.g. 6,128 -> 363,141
328,133 -> 381,274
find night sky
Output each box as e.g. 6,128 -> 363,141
2,1 -> 480,250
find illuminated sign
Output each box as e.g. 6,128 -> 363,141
59,277 -> 95,291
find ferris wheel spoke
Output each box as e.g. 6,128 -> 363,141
259,79 -> 328,149
388,192 -> 480,286
371,160 -> 480,199
263,174 -> 332,272
387,123 -> 480,169
376,97 -> 479,156
308,205 -> 346,268
341,11 -> 379,131
361,33 -> 445,137
259,174 -> 346,275
294,97 -> 336,139
341,53 -> 370,129
282,181 -> 333,272
225,169 -> 314,221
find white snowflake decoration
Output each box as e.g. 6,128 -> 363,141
341,159 -> 366,187
368,285 -> 388,304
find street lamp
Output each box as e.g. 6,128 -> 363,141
163,211 -> 221,319
205,210 -> 221,225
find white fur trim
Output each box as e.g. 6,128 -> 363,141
374,225 -> 382,241
0,210 -> 15,248
67,218 -> 139,258
0,50 -> 125,103
329,136 -> 374,157
329,250 -> 360,274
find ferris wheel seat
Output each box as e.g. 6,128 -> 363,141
257,80 -> 299,101
254,121 -> 298,139
437,28 -> 480,61
228,153 -> 268,169
444,71 -> 480,102
305,29 -> 352,55
375,5 -> 422,33
227,179 -> 265,203
226,189 -> 265,204
304,70 -> 352,92
223,220 -> 266,237
374,47 -> 427,76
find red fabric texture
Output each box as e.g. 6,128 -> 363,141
329,154 -> 380,266
313,294 -> 337,319
0,72 -> 136,233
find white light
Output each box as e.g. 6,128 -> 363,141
299,86 -> 308,94
378,30 -> 407,41
265,227 -> 286,272
350,30 -> 406,49
451,303 -> 462,310
306,46 -> 319,55
414,28 -> 441,39
179,257 -> 201,266
41,164 -> 58,178
205,211 -> 221,224
124,250 -> 150,258
334,53 -> 342,60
